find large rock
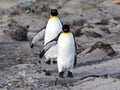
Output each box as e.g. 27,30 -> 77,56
86,41 -> 115,56
78,41 -> 116,64
4,19 -> 28,41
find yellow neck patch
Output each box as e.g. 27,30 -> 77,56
50,16 -> 58,20
62,32 -> 71,36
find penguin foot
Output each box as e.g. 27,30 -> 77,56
39,60 -> 41,64
43,69 -> 51,76
53,60 -> 57,64
45,60 -> 51,64
67,71 -> 73,78
59,72 -> 64,78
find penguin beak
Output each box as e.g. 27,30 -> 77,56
30,43 -> 34,48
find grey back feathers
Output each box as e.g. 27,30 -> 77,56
39,40 -> 57,58
30,28 -> 45,48
39,33 -> 60,58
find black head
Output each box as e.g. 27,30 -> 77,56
62,24 -> 70,32
51,9 -> 58,16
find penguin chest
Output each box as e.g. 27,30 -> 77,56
44,18 -> 62,44
58,33 -> 75,62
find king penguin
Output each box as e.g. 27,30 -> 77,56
39,24 -> 77,78
44,9 -> 62,64
57,24 -> 77,78
30,9 -> 62,64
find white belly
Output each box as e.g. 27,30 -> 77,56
45,44 -> 58,60
44,17 -> 62,60
44,18 -> 62,44
57,33 -> 75,72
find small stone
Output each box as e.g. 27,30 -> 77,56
73,19 -> 86,26
84,31 -> 102,38
7,82 -> 13,87
100,27 -> 111,34
16,58 -> 23,64
95,19 -> 109,25
26,77 -> 35,84
15,71 -> 26,79
15,81 -> 26,88
0,80 -> 6,88
71,27 -> 81,37
43,69 -> 51,76
9,9 -> 19,16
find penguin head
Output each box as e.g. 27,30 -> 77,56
51,9 -> 58,16
62,24 -> 70,33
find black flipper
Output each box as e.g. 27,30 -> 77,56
30,27 -> 46,48
30,43 -> 34,48
39,32 -> 61,58
39,40 -> 57,58
73,33 -> 77,67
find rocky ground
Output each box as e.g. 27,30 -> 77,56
0,0 -> 120,90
